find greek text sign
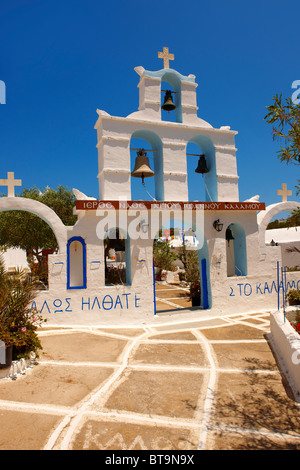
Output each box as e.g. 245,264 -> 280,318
76,200 -> 265,211
31,293 -> 141,315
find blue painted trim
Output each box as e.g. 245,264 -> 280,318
201,258 -> 208,309
67,236 -> 87,290
153,262 -> 157,316
277,261 -> 280,311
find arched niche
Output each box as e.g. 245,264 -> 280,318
130,130 -> 163,201
226,223 -> 247,277
67,236 -> 87,289
160,71 -> 182,123
104,227 -> 131,286
187,135 -> 217,202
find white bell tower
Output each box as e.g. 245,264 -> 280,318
95,48 -> 240,202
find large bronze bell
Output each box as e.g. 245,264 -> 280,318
195,155 -> 209,175
131,149 -> 155,184
226,228 -> 235,245
161,90 -> 176,112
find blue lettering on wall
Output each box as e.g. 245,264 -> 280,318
122,293 -> 130,308
237,284 -> 243,296
256,283 -> 263,294
264,282 -> 270,294
135,294 -> 141,308
82,297 -> 91,310
287,281 -> 296,290
270,281 -> 278,293
114,295 -> 123,309
31,293 -> 141,315
31,298 -> 74,314
41,300 -> 51,314
244,283 -> 252,296
65,298 -> 72,312
53,299 -> 63,313
102,295 -> 114,310
230,278 -> 300,297
92,297 -> 101,310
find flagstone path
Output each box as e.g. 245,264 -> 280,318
0,311 -> 300,450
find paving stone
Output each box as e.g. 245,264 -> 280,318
0,364 -> 114,407
213,372 -> 300,434
207,429 -> 300,450
212,342 -> 278,370
103,370 -> 207,419
0,410 -> 62,450
130,342 -> 208,367
70,419 -> 198,450
200,323 -> 266,340
40,332 -> 128,363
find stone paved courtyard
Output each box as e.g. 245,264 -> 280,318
0,309 -> 300,450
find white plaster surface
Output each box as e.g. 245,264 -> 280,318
270,310 -> 300,394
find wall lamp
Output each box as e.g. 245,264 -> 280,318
213,219 -> 223,232
139,219 -> 149,234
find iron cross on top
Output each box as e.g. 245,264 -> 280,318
158,47 -> 174,69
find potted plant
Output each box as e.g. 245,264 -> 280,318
0,255 -> 46,368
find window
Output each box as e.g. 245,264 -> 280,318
105,228 -> 131,285
226,223 -> 247,277
67,237 -> 87,289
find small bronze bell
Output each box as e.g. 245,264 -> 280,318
161,90 -> 176,112
226,228 -> 235,245
131,149 -> 155,184
195,155 -> 209,175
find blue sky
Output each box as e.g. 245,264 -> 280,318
0,0 -> 300,213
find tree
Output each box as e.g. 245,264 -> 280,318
153,240 -> 177,279
0,186 -> 76,284
177,244 -> 200,299
264,94 -> 300,168
265,94 -> 300,225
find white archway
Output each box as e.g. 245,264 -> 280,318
257,201 -> 300,247
0,197 -> 68,254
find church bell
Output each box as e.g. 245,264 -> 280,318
195,155 -> 209,175
226,228 -> 235,245
161,90 -> 176,112
131,149 -> 155,184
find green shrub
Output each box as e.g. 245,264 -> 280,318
0,256 -> 46,359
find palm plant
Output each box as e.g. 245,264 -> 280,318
0,255 -> 45,359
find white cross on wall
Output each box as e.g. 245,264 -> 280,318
277,183 -> 292,202
0,172 -> 22,197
